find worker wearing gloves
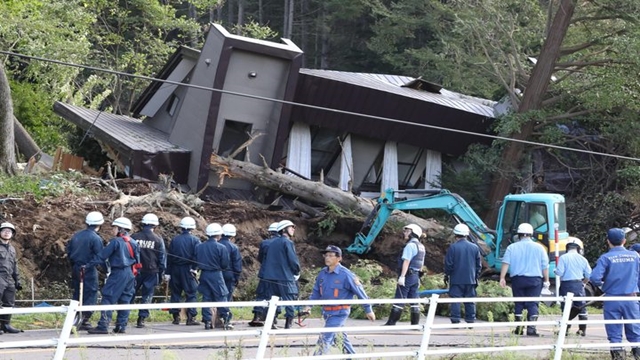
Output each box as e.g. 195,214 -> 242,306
384,223 -> 425,326
261,220 -> 301,329
130,213 -> 166,328
305,245 -> 375,356
444,223 -> 482,325
218,223 -> 241,329
196,223 -> 231,330
0,222 -> 23,334
499,223 -> 550,337
87,217 -> 140,334
555,238 -> 591,336
166,217 -> 201,326
590,228 -> 640,360
67,211 -> 105,331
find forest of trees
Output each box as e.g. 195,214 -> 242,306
1,0 -> 640,258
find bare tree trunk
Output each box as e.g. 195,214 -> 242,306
188,2 -> 198,47
237,0 -> 245,31
0,63 -> 17,175
228,0 -> 235,28
300,0 -> 308,67
258,0 -> 263,24
320,3 -> 329,69
484,0 -> 576,225
14,115 -> 41,160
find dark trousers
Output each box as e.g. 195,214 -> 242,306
511,276 -> 542,317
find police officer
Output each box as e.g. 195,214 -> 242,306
0,222 -> 23,334
304,245 -> 375,356
130,213 -> 166,328
444,223 -> 482,325
262,220 -> 301,329
590,228 -> 640,360
384,224 -> 425,326
87,217 -> 140,334
219,223 -> 242,329
555,238 -> 591,336
196,223 -> 231,330
499,223 -> 550,337
249,222 -> 279,327
165,217 -> 201,326
67,211 -> 105,331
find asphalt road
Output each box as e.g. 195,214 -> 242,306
0,314 -> 617,360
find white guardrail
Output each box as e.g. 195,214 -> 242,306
1,293 -> 640,359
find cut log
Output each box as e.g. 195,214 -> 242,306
209,154 -> 443,232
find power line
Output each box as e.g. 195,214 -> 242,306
2,49 -> 639,163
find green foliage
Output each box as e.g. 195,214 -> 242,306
314,202 -> 348,237
231,21 -> 279,40
0,172 -> 88,200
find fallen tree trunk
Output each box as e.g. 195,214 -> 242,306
210,154 -> 443,232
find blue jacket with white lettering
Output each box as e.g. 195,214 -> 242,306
131,226 -> 166,275
590,246 -> 640,296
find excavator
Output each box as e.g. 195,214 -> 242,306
347,188 -> 584,279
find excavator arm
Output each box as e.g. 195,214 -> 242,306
347,188 -> 498,255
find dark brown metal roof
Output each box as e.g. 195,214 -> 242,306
291,69 -> 496,156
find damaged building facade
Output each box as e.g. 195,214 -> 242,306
54,24 -> 496,198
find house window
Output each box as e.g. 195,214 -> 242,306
309,126 -> 341,179
166,94 -> 180,116
360,143 -> 425,191
218,120 -> 252,160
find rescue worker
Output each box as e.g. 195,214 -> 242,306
304,245 -> 375,356
555,238 -> 591,336
0,222 -> 23,334
219,223 -> 242,329
499,223 -> 550,337
130,213 -> 166,328
67,211 -> 105,331
87,217 -> 140,334
384,224 -> 425,326
262,219 -> 301,329
249,222 -> 279,327
590,228 -> 640,360
165,216 -> 201,326
631,243 -> 640,293
196,223 -> 231,330
444,223 -> 482,325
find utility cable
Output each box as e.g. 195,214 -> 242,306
2,50 -> 640,163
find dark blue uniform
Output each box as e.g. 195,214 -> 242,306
252,236 -> 275,318
167,230 -> 201,319
196,237 -> 230,324
131,226 -> 166,320
219,236 -> 242,302
590,246 -> 640,348
310,263 -> 372,355
88,234 -> 139,332
67,227 -> 104,320
444,237 -> 482,324
262,235 -> 300,318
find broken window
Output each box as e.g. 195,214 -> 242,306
218,120 -> 252,160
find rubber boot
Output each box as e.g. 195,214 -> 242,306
410,308 -> 421,325
204,321 -> 213,330
384,307 -> 403,326
136,316 -> 145,328
78,316 -> 94,331
284,316 -> 294,329
186,314 -> 201,326
576,315 -> 587,336
248,312 -> 264,327
526,315 -> 539,337
0,315 -> 22,334
610,349 -> 626,360
512,315 -> 524,335
172,313 -> 181,325
113,325 -> 126,334
632,347 -> 640,360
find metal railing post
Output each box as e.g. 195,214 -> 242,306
255,296 -> 280,360
417,294 -> 438,359
53,300 -> 80,360
553,292 -> 574,360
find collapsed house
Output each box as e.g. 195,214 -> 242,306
54,24 -> 496,199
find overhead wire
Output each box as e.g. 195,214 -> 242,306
1,49 -> 639,163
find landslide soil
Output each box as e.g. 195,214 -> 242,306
0,178 -> 448,301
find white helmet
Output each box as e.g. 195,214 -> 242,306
268,222 -> 279,232
566,238 -> 583,251
222,223 -> 236,237
179,217 -> 196,229
0,222 -> 16,234
85,211 -> 104,226
141,213 -> 159,226
404,224 -> 422,238
112,217 -> 133,231
517,223 -> 534,235
453,223 -> 470,236
277,220 -> 295,232
206,223 -> 223,236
